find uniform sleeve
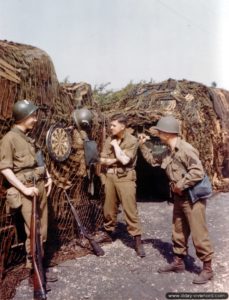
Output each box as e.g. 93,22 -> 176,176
0,137 -> 13,170
139,144 -> 161,167
176,147 -> 205,190
124,139 -> 138,161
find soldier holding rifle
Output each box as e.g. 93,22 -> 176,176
0,100 -> 57,293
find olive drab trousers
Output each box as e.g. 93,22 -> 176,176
20,181 -> 48,259
172,196 -> 214,262
103,171 -> 142,236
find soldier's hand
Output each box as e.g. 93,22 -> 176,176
149,127 -> 159,136
110,139 -> 119,147
171,184 -> 183,196
24,186 -> 39,197
137,133 -> 150,144
100,157 -> 117,166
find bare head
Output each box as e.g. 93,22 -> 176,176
110,113 -> 128,138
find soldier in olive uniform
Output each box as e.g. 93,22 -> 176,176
138,115 -> 214,284
99,113 -> 145,257
0,100 -> 56,285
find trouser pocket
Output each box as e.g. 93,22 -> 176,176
6,187 -> 22,209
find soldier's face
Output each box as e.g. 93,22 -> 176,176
110,120 -> 125,137
158,131 -> 175,145
22,113 -> 38,130
158,131 -> 169,143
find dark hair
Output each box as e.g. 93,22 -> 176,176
110,113 -> 128,125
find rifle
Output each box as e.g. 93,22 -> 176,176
30,188 -> 47,300
64,191 -> 105,256
95,116 -> 106,177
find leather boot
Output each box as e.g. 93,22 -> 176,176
192,260 -> 213,284
45,283 -> 51,292
158,255 -> 185,273
134,235 -> 146,258
45,269 -> 58,282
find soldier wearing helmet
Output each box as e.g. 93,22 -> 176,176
0,100 -> 57,288
138,115 -> 214,284
13,99 -> 39,123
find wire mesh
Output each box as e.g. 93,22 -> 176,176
0,40 -> 104,299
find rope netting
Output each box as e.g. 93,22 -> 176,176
102,79 -> 229,190
1,40 -> 229,299
0,40 -> 104,300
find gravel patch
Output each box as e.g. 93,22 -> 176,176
13,192 -> 229,300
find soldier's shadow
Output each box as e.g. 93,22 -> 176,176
143,238 -> 201,274
115,222 -> 138,249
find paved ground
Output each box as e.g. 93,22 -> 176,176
13,192 -> 229,300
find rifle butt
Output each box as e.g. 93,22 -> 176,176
34,290 -> 47,300
64,191 -> 105,256
89,239 -> 105,256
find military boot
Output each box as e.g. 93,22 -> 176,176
158,255 -> 185,273
45,269 -> 58,282
135,235 -> 146,258
192,260 -> 213,284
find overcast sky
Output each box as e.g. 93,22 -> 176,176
1,0 -> 229,91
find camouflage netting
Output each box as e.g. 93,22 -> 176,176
1,40 -> 229,299
0,40 -> 104,300
101,79 -> 229,192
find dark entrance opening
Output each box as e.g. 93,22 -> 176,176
136,149 -> 170,201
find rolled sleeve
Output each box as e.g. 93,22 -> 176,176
124,141 -> 138,161
139,144 -> 161,167
0,138 -> 13,170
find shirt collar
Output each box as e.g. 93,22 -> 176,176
174,137 -> 182,152
11,126 -> 31,142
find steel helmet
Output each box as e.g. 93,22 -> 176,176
72,108 -> 93,128
13,100 -> 39,123
154,115 -> 180,134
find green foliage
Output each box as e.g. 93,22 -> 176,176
93,81 -> 137,109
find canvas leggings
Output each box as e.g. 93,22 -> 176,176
172,196 -> 214,262
103,172 -> 142,236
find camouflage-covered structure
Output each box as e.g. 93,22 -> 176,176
101,79 -> 229,199
0,40 -> 104,299
0,40 -> 229,299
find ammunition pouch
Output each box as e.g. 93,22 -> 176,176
15,166 -> 46,186
6,187 -> 22,210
